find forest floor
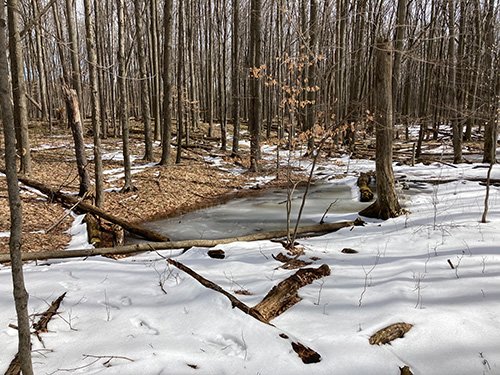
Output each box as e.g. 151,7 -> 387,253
0,121 -> 488,255
0,122 -> 315,254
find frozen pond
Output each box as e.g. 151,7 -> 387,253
139,181 -> 372,241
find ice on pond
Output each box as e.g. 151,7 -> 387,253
139,181 -> 372,241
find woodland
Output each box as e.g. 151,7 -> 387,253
0,0 -> 499,374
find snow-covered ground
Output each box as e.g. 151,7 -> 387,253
1,151 -> 499,375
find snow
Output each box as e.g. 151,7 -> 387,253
1,154 -> 500,375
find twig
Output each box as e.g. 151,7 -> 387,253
319,200 -> 338,224
45,192 -> 88,233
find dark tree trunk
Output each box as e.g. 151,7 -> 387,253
7,0 -> 32,175
160,0 -> 173,165
0,2 -> 34,372
248,0 -> 262,172
359,40 -> 401,220
117,0 -> 136,191
134,0 -> 153,161
83,0 -> 104,207
231,0 -> 240,155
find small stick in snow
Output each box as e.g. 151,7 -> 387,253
447,259 -> 455,269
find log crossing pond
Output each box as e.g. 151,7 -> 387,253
137,181 -> 373,241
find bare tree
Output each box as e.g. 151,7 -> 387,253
83,0 -> 104,207
360,40 -> 401,220
0,1 -> 34,372
231,0 -> 240,156
248,0 -> 262,172
8,0 -> 32,175
117,0 -> 136,191
160,0 -> 173,166
134,0 -> 153,161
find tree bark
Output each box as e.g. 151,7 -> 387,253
134,0 -> 153,162
0,2 -> 34,372
359,40 -> 401,220
0,219 -> 363,263
7,173 -> 169,243
231,0 -> 240,155
62,85 -> 91,197
248,0 -> 262,172
7,0 -> 32,176
159,0 -> 173,165
117,0 -> 136,191
65,0 -> 84,124
83,0 -> 104,207
175,0 -> 185,164
253,264 -> 330,321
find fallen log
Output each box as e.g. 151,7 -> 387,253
357,172 -> 374,202
167,259 -> 266,323
5,293 -> 66,375
0,171 -> 169,242
0,219 -> 363,263
168,258 -> 322,364
32,292 -> 67,333
253,264 -> 331,321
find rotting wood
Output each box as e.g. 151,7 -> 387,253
400,365 -> 414,375
369,322 -> 413,345
4,353 -> 21,375
0,171 -> 169,242
253,264 -> 331,322
272,252 -> 312,269
357,172 -> 374,202
5,293 -> 66,375
291,342 -> 322,364
0,219 -> 363,263
167,258 -> 267,323
167,258 -> 322,364
33,292 -> 67,333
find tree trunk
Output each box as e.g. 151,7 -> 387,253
0,2 -> 34,372
83,0 -> 104,207
117,0 -> 136,191
248,0 -> 262,172
63,85 -> 91,197
134,0 -> 153,161
359,40 -> 401,220
0,219 -> 363,263
160,0 -> 173,165
482,0 -> 497,164
305,0 -> 318,152
231,0 -> 240,155
176,0 -> 185,164
149,0 -> 161,141
448,0 -> 462,164
7,0 -> 32,176
65,0 -> 84,124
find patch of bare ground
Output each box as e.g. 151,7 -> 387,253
0,123 -> 306,254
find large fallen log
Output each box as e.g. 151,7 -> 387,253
0,219 -> 363,263
253,264 -> 331,321
0,171 -> 169,242
167,259 -> 322,364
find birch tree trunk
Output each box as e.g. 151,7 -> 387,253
0,2 -> 34,372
